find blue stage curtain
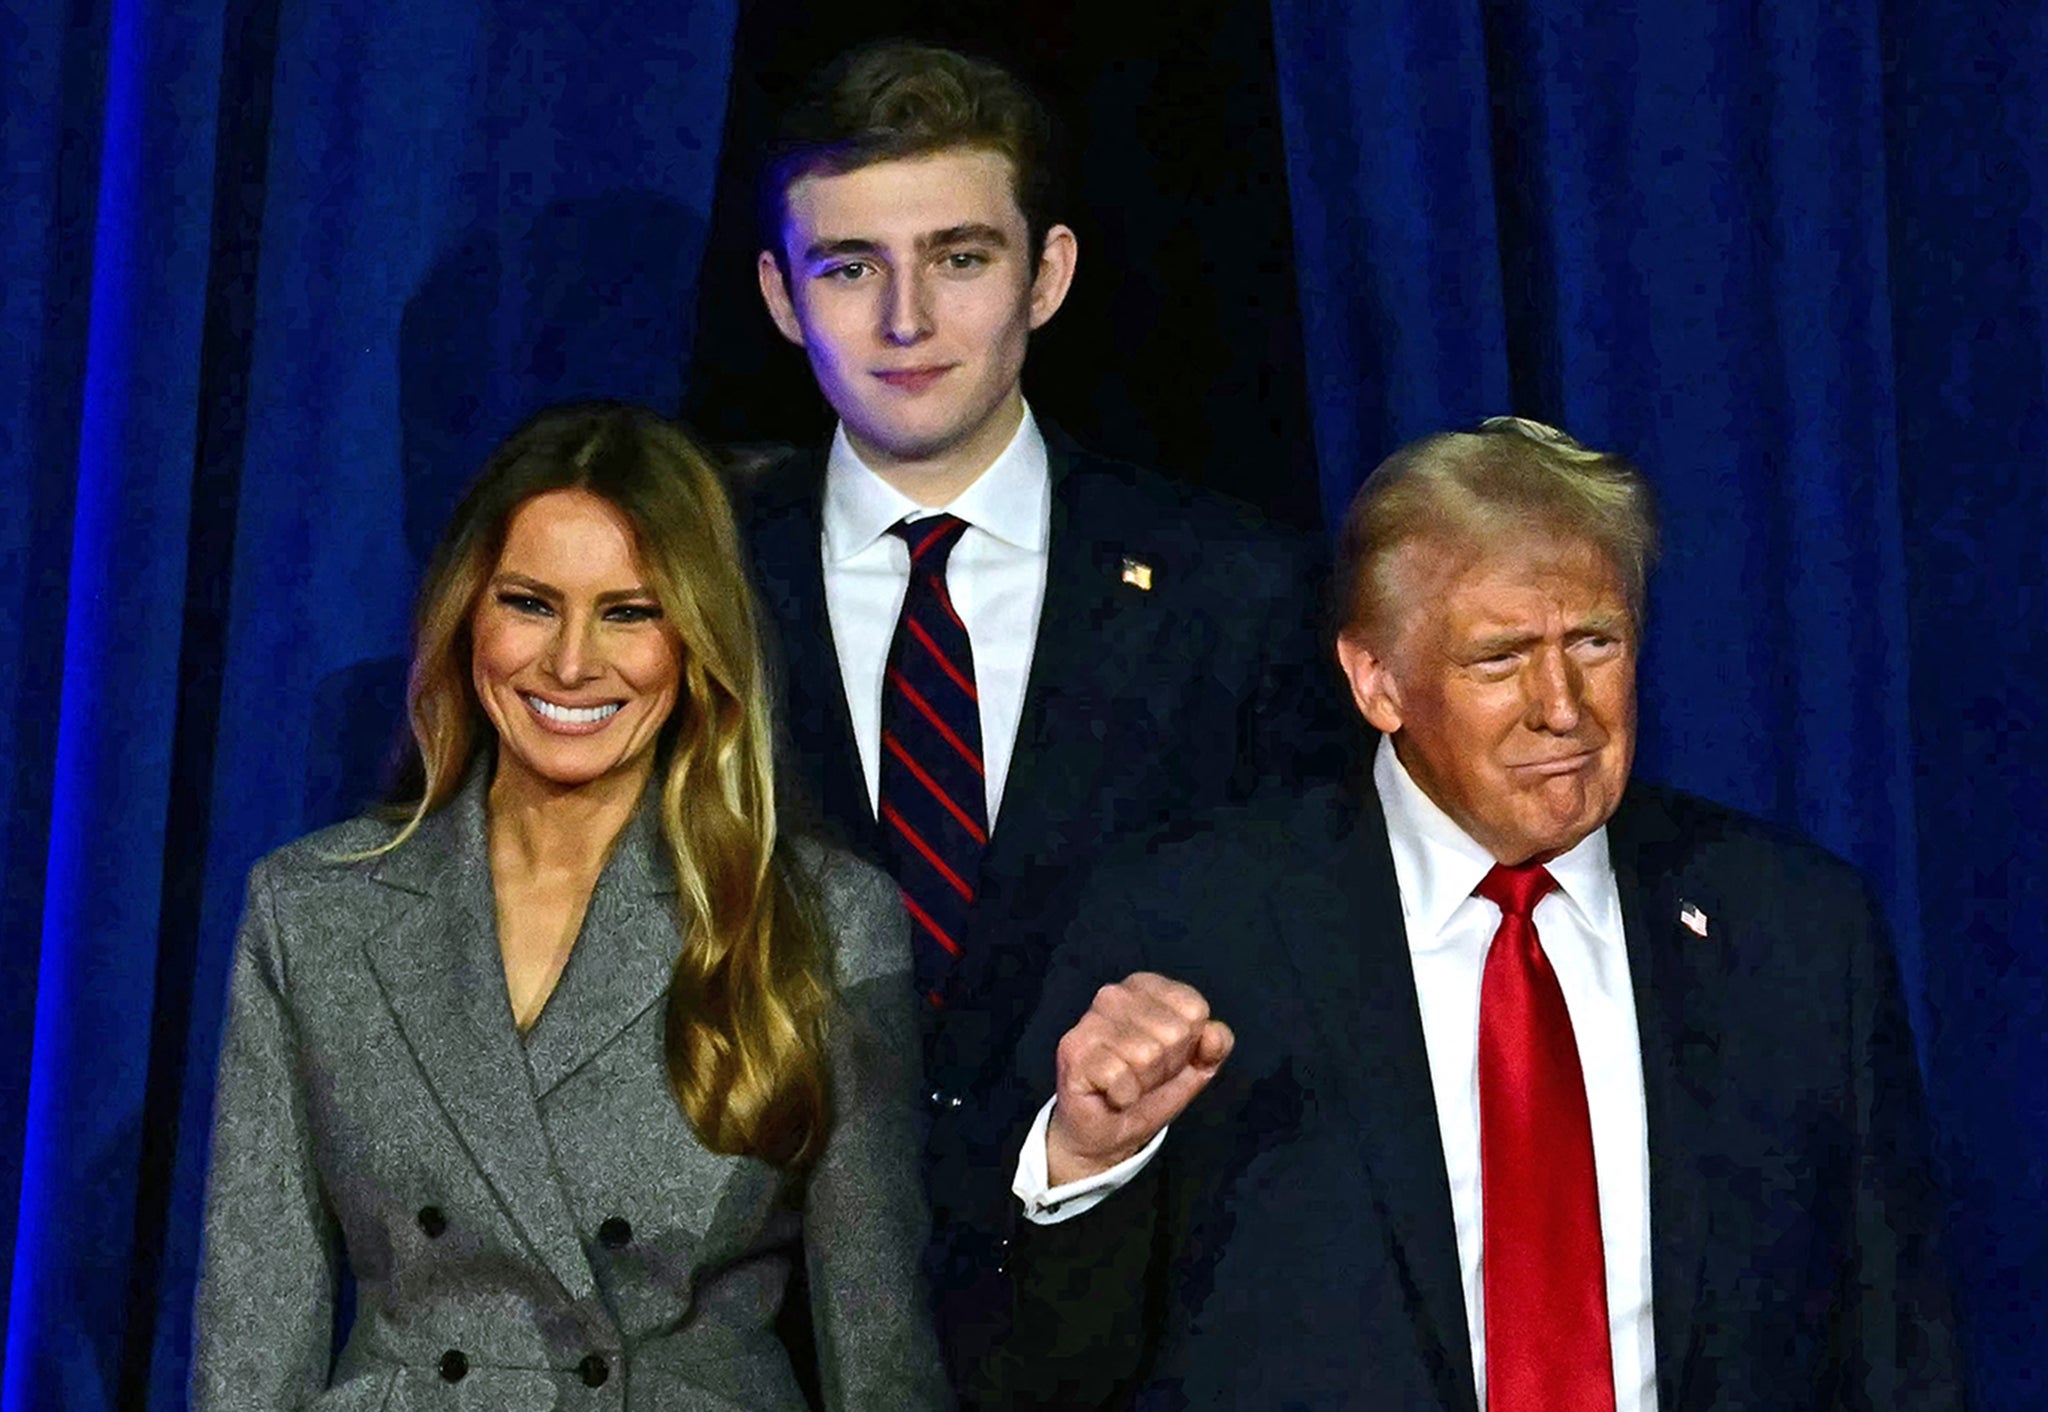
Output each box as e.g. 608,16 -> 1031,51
1274,1 -> 2044,1405
0,0 -> 738,1405
1885,4 -> 2048,1407
8,1 -> 2042,1407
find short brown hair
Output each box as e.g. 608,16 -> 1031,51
759,41 -> 1060,270
1335,416 -> 1660,642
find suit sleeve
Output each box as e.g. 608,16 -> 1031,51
964,864 -> 1178,1410
1233,527 -> 1356,799
190,861 -> 341,1411
1837,889 -> 1969,1408
807,867 -> 955,1412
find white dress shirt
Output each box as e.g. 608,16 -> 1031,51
1012,736 -> 1658,1411
1376,737 -> 1657,1412
821,408 -> 1051,825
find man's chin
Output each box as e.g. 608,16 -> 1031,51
1526,802 -> 1620,861
845,418 -> 972,469
1493,786 -> 1616,860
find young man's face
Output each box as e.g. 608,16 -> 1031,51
758,147 -> 1076,495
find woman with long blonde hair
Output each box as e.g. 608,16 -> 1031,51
192,403 -> 949,1410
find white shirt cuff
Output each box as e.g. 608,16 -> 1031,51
1011,1096 -> 1169,1225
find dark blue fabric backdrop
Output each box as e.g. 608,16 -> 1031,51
3,1 -> 2042,1409
0,0 -> 738,1406
1274,2 -> 2045,1407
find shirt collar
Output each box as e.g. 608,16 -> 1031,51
821,403 -> 1050,562
1371,733 -> 1614,944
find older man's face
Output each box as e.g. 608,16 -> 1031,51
1338,532 -> 1637,864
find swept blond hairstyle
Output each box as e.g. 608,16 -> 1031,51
381,402 -> 829,1166
1335,415 -> 1660,642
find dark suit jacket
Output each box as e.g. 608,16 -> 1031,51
737,429 -> 1350,1376
193,771 -> 951,1411
986,776 -> 1965,1411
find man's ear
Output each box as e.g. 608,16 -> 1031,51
757,250 -> 806,346
1335,631 -> 1405,735
1027,224 -> 1078,330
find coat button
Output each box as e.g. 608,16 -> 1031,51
417,1206 -> 447,1238
439,1349 -> 468,1382
598,1216 -> 632,1249
579,1352 -> 609,1387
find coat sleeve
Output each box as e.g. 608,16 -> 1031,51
963,856 -> 1185,1411
1837,885 -> 1969,1408
805,858 -> 955,1411
190,859 -> 341,1411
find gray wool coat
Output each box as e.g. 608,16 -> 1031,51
191,771 -> 952,1411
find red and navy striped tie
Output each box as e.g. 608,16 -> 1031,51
879,515 -> 987,1007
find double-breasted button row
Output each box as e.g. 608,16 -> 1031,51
426,1204 -> 632,1249
438,1348 -> 608,1388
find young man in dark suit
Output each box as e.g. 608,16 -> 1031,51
991,418 -> 1965,1410
740,42 -> 1347,1384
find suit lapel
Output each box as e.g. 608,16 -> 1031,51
1285,787 -> 1480,1412
521,802 -> 679,1100
956,442 -> 1147,998
748,448 -> 877,857
1608,788 -> 1726,1410
362,774 -> 596,1304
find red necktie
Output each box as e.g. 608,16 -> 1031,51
1475,862 -> 1615,1412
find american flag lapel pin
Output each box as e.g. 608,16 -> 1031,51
1119,556 -> 1154,591
1679,900 -> 1710,938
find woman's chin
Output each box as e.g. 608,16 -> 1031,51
493,735 -> 651,794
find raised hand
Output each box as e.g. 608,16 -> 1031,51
1045,972 -> 1234,1185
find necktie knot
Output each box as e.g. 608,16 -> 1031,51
1475,861 -> 1557,920
890,514 -> 970,575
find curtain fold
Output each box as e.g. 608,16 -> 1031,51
5,3 -> 226,1407
1885,5 -> 2048,1407
1272,0 -> 1512,532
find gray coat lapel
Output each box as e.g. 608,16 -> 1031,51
361,776 -> 596,1304
521,802 -> 680,1100
1608,789 -> 1727,1410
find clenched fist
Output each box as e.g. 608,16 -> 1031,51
1046,972 -> 1234,1185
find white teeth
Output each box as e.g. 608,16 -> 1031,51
524,695 -> 621,725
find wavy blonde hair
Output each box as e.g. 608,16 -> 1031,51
384,402 -> 830,1166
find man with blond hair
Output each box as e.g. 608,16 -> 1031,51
986,418 -> 1964,1410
